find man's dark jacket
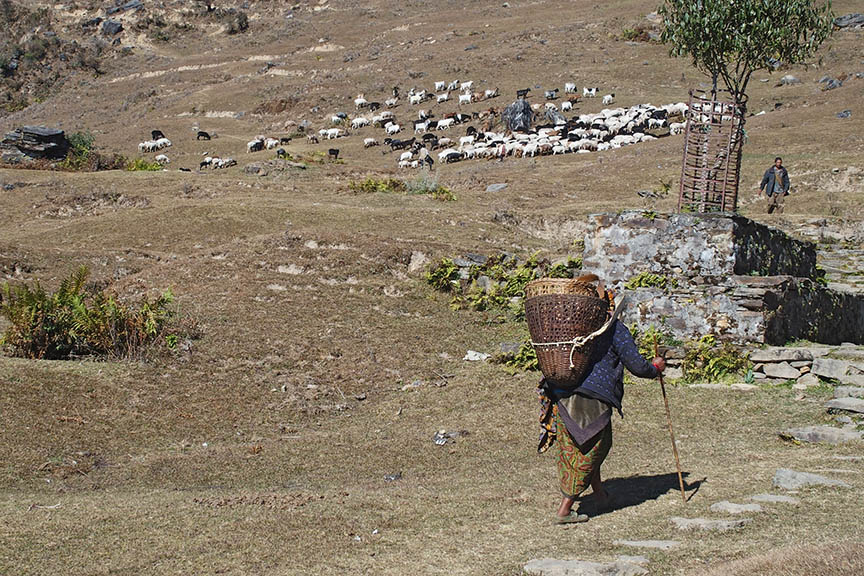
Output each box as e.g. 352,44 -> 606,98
761,166 -> 790,196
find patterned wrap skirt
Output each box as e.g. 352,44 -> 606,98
554,408 -> 612,498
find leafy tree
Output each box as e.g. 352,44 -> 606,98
659,0 -> 834,103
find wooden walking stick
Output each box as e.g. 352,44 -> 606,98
655,336 -> 687,504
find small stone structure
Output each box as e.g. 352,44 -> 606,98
1,126 -> 70,164
582,211 -> 864,345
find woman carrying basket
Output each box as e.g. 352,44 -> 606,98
535,291 -> 665,524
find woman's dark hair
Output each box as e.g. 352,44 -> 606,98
775,156 -> 783,162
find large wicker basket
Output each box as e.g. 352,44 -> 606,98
525,277 -> 610,387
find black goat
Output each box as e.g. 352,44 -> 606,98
388,137 -> 416,151
276,148 -> 288,158
196,131 -> 211,140
516,88 -> 531,99
328,148 -> 340,160
367,102 -> 381,111
152,129 -> 166,140
279,137 -> 292,144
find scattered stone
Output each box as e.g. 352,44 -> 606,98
523,558 -> 648,576
812,358 -> 851,381
476,275 -> 494,291
834,13 -> 864,28
383,472 -> 402,482
613,540 -> 681,551
354,393 -> 367,401
486,183 -> 508,193
824,78 -> 843,91
463,350 -> 490,362
277,264 -> 304,275
835,415 -> 854,425
782,425 -> 862,444
671,517 -> 750,532
244,162 -> 267,176
101,19 -> 123,36
763,362 -> 801,380
752,372 -> 767,380
689,383 -> 758,391
793,373 -> 821,389
779,75 -> 801,86
790,360 -> 811,368
836,110 -> 852,119
825,397 -> 864,414
407,251 -> 429,273
750,493 -> 799,505
616,556 -> 649,567
772,468 -> 850,490
709,501 -> 763,514
464,253 -> 489,266
835,386 -> 864,399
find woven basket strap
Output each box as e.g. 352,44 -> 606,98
531,294 -> 627,369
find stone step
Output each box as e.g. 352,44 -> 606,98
772,468 -> 851,490
750,493 -> 800,505
613,540 -> 681,551
524,558 -> 648,576
670,517 -> 750,531
709,501 -> 763,514
782,425 -> 863,444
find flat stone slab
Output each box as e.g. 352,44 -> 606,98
613,540 -> 681,551
709,501 -> 763,514
783,425 -> 862,444
825,397 -> 864,414
835,386 -> 864,399
750,493 -> 800,505
793,373 -> 822,389
670,517 -> 750,532
750,348 -> 813,363
524,558 -> 648,576
772,468 -> 851,490
763,361 -> 802,380
812,358 -> 851,381
688,383 -> 758,391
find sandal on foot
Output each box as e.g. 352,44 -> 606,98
555,512 -> 589,524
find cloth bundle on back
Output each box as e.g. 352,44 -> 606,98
525,274 -> 665,524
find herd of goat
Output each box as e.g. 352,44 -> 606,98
136,80 -> 692,170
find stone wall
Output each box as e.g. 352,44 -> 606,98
583,211 -> 863,345
582,211 -> 817,285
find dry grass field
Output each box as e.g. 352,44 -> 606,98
1,1 -> 863,574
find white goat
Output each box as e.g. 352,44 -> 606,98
155,154 -> 169,165
564,82 -> 577,94
437,92 -> 450,103
354,95 -> 368,109
385,122 -> 401,135
602,94 -> 615,105
583,87 -> 598,98
352,117 -> 370,129
458,93 -> 472,105
363,137 -> 379,148
434,81 -> 446,91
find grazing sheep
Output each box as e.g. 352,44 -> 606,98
561,101 -> 573,112
460,80 -> 473,92
414,121 -> 430,134
437,137 -> 453,147
385,97 -> 399,108
138,141 -> 155,153
155,154 -> 169,165
352,117 -> 370,129
354,94 -> 368,109
459,135 -> 475,146
583,87 -> 598,98
307,134 -> 319,144
399,151 -> 413,162
437,92 -> 450,103
197,131 -> 211,140
435,81 -> 446,91
151,130 -> 166,140
602,93 -> 615,105
265,138 -> 280,150
247,139 -> 264,153
363,137 -> 379,148
326,128 -> 343,139
564,82 -> 577,94
669,122 -> 686,134
385,122 -> 401,135
437,118 -> 455,130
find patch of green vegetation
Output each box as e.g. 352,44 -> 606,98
405,173 -> 455,202
631,323 -> 682,360
349,177 -> 407,194
494,339 -> 539,373
625,271 -> 678,291
0,266 -> 189,360
126,158 -> 163,172
427,252 -> 583,320
681,335 -> 749,383
59,131 -> 95,171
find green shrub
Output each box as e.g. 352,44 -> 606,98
631,323 -> 682,359
681,335 -> 749,383
126,157 -> 163,171
0,266 -> 188,360
425,257 -> 460,292
495,339 -> 539,373
349,177 -> 407,194
60,131 -> 95,170
405,173 -> 455,201
625,271 -> 678,291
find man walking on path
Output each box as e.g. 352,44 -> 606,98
760,157 -> 790,214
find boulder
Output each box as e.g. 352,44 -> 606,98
671,517 -> 750,531
812,358 -> 851,381
750,493 -> 799,505
834,386 -> 864,399
486,183 -> 508,193
825,397 -> 864,414
793,373 -> 821,389
101,19 -> 123,36
523,558 -> 648,576
749,347 -> 813,363
407,251 -> 429,274
772,468 -> 850,490
782,425 -> 862,444
763,362 -> 801,380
